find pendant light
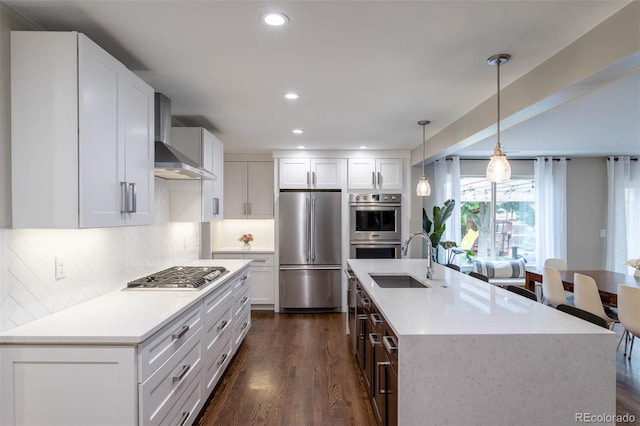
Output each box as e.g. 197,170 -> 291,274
416,120 -> 431,196
486,54 -> 511,183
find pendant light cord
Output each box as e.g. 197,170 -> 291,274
496,59 -> 501,150
422,123 -> 426,176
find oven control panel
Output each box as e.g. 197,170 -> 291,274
350,193 -> 401,204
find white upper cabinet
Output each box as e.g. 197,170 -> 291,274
348,158 -> 403,190
279,158 -> 345,189
11,31 -> 154,228
224,162 -> 273,219
169,127 -> 224,222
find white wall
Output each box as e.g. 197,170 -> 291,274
211,219 -> 275,250
0,6 -> 200,332
566,157 -> 607,269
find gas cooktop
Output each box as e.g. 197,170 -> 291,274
125,266 -> 228,290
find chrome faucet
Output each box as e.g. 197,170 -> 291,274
401,232 -> 434,279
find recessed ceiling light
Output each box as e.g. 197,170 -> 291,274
292,129 -> 304,134
284,93 -> 299,100
359,146 -> 368,149
262,12 -> 288,27
297,145 -> 306,149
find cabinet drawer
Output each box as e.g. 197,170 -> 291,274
233,270 -> 251,295
234,285 -> 251,317
202,334 -> 233,394
139,327 -> 203,425
245,254 -> 274,267
212,253 -> 241,260
203,303 -> 233,356
157,371 -> 203,426
203,281 -> 233,324
234,306 -> 251,347
138,302 -> 203,382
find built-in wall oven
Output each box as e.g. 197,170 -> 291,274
349,193 -> 402,259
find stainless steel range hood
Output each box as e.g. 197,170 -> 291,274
154,93 -> 215,180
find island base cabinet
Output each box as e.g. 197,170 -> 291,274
161,375 -> 203,426
0,346 -> 136,426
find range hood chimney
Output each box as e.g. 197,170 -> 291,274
154,93 -> 215,180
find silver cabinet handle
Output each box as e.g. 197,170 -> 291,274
376,361 -> 391,395
240,296 -> 248,304
172,325 -> 190,340
120,182 -> 129,213
312,171 -> 316,186
213,197 -> 219,215
306,171 -> 310,186
128,182 -> 137,213
217,352 -> 228,367
172,364 -> 191,383
383,335 -> 398,352
377,171 -> 381,187
241,321 -> 248,331
370,313 -> 383,325
369,333 -> 382,347
252,259 -> 267,263
248,202 -> 252,216
178,411 -> 190,426
372,171 -> 376,187
217,319 -> 228,332
243,202 -> 247,216
344,269 -> 355,281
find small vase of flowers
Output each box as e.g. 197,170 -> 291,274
239,233 -> 254,250
626,258 -> 640,277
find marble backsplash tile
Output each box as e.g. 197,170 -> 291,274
0,179 -> 200,332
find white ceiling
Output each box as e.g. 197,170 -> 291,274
4,0 -> 638,156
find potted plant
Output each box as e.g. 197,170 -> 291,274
422,199 -> 457,264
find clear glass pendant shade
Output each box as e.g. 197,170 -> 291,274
486,150 -> 511,183
416,176 -> 431,196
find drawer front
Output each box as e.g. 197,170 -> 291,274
203,302 -> 233,356
234,285 -> 251,317
245,254 -> 274,267
232,268 -> 250,293
140,327 -> 203,425
157,366 -> 203,426
212,253 -> 241,260
203,281 -> 233,324
139,302 -> 204,382
202,334 -> 233,394
234,306 -> 251,348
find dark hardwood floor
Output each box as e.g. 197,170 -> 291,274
195,312 -> 375,426
196,312 -> 640,426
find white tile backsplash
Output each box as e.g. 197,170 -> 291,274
211,219 -> 275,250
0,179 -> 200,331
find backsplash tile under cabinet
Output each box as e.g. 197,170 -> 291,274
0,179 -> 200,332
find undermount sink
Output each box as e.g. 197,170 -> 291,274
370,274 -> 430,289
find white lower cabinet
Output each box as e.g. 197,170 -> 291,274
0,346 -> 136,426
0,265 -> 251,426
213,253 -> 275,306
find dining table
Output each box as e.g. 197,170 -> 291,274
525,269 -> 640,306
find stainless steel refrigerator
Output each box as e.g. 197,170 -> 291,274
279,190 -> 342,311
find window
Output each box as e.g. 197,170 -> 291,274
459,177 -> 536,265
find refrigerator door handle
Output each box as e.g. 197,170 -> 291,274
311,195 -> 316,262
280,265 -> 342,271
306,197 -> 311,263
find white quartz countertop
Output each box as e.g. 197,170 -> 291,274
0,259 -> 251,345
348,259 -> 612,337
213,247 -> 274,254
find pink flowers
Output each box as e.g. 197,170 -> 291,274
239,233 -> 254,244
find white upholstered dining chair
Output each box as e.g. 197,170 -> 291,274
544,258 -> 568,270
617,284 -> 640,360
542,266 -> 568,307
574,273 -> 616,329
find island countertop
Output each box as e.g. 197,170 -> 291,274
347,259 -> 611,337
0,259 -> 251,345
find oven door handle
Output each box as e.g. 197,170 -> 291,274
350,241 -> 401,246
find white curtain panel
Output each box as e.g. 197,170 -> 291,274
534,157 -> 567,268
606,156 -> 640,273
434,157 -> 461,261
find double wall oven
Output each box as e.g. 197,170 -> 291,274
349,193 -> 402,259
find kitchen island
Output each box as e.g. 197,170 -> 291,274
348,259 -> 616,426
